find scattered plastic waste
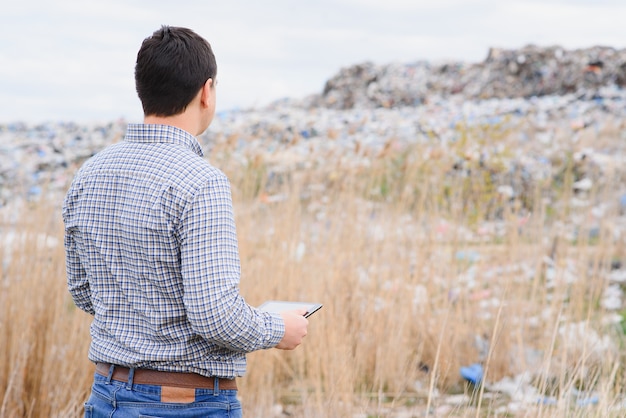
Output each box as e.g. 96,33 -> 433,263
0,120 -> 126,207
460,363 -> 484,385
576,395 -> 599,407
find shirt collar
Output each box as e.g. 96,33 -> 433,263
124,123 -> 204,157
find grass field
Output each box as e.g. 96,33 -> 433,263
1,119 -> 626,417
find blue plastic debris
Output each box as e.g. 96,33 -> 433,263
455,250 -> 480,263
576,395 -> 599,407
460,363 -> 483,385
28,186 -> 42,197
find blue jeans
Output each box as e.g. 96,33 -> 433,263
84,373 -> 242,418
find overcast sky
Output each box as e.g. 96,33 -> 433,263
1,0 -> 624,123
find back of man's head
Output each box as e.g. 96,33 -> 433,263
135,26 -> 217,117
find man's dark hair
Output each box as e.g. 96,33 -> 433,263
135,26 -> 217,117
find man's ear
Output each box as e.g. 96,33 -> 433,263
201,78 -> 214,108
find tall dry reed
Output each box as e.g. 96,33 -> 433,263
1,121 -> 625,417
1,204 -> 92,417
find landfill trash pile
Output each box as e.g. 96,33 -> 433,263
0,121 -> 126,208
2,45 -> 626,220
206,88 -> 626,216
310,45 -> 626,110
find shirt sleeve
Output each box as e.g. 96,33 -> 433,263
64,227 -> 95,315
179,173 -> 284,352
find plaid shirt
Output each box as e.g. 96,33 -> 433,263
62,124 -> 284,378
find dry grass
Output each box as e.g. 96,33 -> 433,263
1,208 -> 92,417
2,121 -> 626,417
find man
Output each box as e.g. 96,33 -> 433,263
62,26 -> 308,417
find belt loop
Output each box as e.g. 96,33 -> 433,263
213,376 -> 220,395
106,364 -> 115,385
126,368 -> 135,390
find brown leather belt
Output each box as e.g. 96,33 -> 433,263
95,362 -> 237,390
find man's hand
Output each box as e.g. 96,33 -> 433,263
276,309 -> 309,350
